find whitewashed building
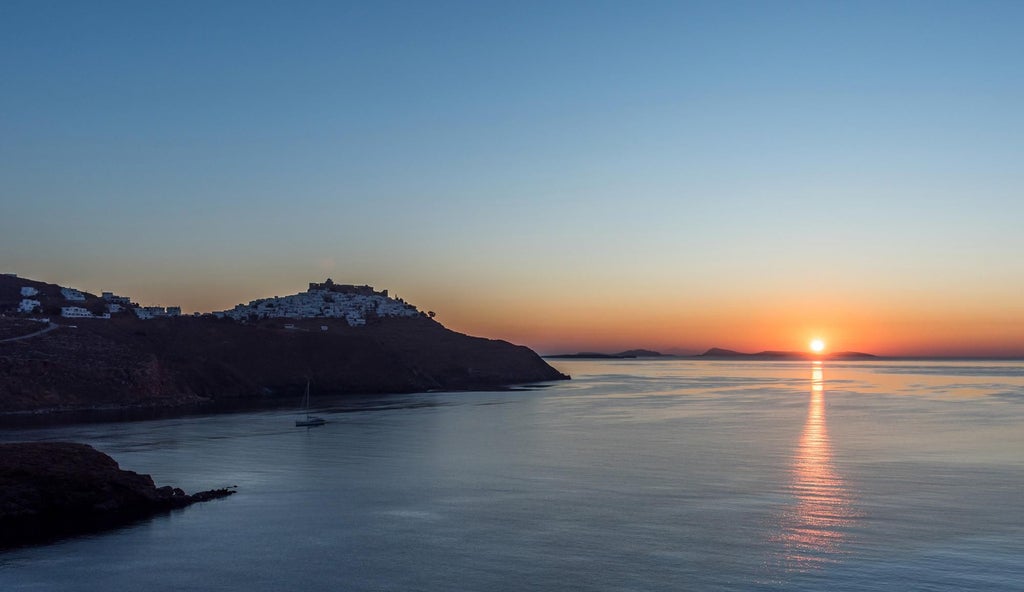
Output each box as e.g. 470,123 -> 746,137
102,292 -> 131,305
18,299 -> 40,313
61,306 -> 93,318
133,306 -> 180,319
134,307 -> 159,319
20,286 -> 39,297
60,288 -> 86,301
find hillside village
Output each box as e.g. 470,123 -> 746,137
2,274 -> 426,328
5,274 -> 182,321
212,279 -> 423,326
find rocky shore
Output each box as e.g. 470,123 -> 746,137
0,442 -> 235,549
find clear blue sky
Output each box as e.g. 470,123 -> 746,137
3,1 -> 1023,354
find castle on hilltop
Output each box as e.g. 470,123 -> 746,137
307,278 -> 386,298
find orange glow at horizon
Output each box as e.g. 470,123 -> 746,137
65,270 -> 1024,358
434,292 -> 1024,357
810,339 -> 826,354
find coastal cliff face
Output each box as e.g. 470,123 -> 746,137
0,315 -> 568,414
0,442 -> 234,548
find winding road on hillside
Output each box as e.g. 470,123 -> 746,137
0,323 -> 59,343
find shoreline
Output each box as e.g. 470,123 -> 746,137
0,381 -> 561,428
545,355 -> 1024,362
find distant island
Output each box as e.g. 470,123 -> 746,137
547,349 -> 666,359
0,274 -> 569,416
546,347 -> 880,361
698,347 -> 878,360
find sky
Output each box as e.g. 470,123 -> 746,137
2,1 -> 1024,356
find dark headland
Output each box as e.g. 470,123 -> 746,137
0,442 -> 235,549
0,274 -> 568,416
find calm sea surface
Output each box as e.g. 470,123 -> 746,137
2,359 -> 1024,591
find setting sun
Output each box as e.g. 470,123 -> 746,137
810,339 -> 826,354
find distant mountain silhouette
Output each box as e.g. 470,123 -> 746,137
702,348 -> 743,357
699,348 -> 877,360
547,352 -> 635,359
615,349 -> 664,358
546,349 -> 665,359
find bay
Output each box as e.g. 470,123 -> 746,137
2,359 -> 1023,591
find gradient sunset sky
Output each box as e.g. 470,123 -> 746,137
3,1 -> 1023,356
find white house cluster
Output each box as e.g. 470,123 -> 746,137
213,279 -> 420,326
13,281 -> 181,320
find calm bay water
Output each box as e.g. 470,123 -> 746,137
2,359 -> 1024,591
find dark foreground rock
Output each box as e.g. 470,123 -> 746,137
0,442 -> 235,549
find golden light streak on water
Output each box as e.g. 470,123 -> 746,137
778,361 -> 856,572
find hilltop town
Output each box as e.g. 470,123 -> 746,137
214,279 -> 428,325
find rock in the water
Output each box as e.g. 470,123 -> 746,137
0,442 -> 235,548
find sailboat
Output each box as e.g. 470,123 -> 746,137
295,379 -> 326,427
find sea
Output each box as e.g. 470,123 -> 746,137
2,359 -> 1023,591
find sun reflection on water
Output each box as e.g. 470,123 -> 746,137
778,361 -> 856,572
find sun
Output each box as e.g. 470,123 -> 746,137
809,339 -> 826,354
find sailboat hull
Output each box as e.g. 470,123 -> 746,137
295,417 -> 326,427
